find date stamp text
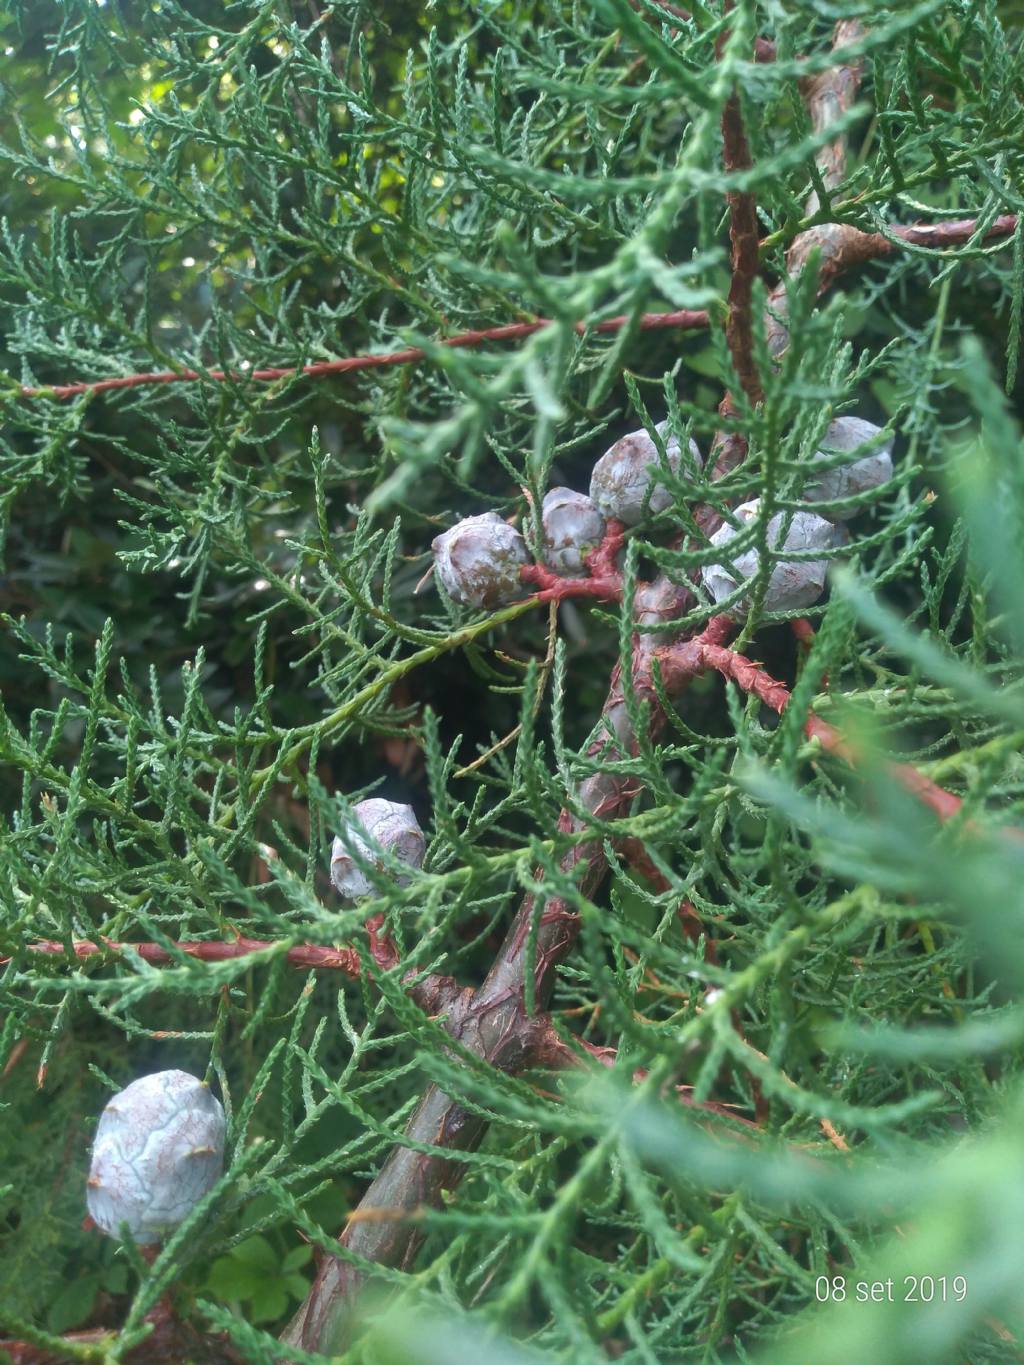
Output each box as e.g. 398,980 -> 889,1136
814,1275 -> 967,1304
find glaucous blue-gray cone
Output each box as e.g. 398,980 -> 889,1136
432,512 -> 530,608
589,421 -> 702,525
330,797 -> 425,899
87,1070 -> 225,1245
702,499 -> 844,617
804,416 -> 893,506
541,487 -> 606,576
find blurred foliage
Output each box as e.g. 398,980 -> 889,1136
0,0 -> 1023,1361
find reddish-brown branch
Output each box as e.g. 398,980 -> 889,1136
764,13 -> 1019,359
765,20 -> 866,357
16,310 -> 709,402
667,640 -> 970,826
15,209 -> 1018,402
5,927 -> 463,1046
790,616 -> 828,689
709,10 -> 763,489
0,1296 -> 243,1364
519,518 -> 627,603
4,915 -> 408,976
710,644 -> 966,824
720,89 -> 762,407
364,912 -> 401,971
801,20 -> 864,214
3,935 -> 364,975
773,215 -> 1020,339
534,1026 -> 764,1132
888,214 -> 1019,251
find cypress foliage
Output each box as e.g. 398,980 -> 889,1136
1,2 -> 1023,1360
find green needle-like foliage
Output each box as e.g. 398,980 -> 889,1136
1,2 -> 1023,1361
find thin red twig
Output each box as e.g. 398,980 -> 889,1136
888,214 -> 1018,250
14,210 -> 1018,403
16,310 -> 710,402
690,642 -> 968,825
789,617 -> 816,647
519,518 -> 627,602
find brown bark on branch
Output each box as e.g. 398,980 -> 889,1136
658,637 -> 972,827
765,20 -> 865,358
710,9 -> 764,484
801,21 -> 865,215
721,88 -> 762,408
2,936 -> 364,975
281,600 -> 735,1352
770,215 -> 1019,358
765,19 -> 1018,358
16,310 -> 710,402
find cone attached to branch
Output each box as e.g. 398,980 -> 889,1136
432,512 -> 530,608
589,422 -> 702,526
702,499 -> 843,617
330,798 -> 426,900
541,487 -> 607,577
804,416 -> 894,506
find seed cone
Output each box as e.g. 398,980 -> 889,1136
590,422 -> 702,525
804,416 -> 894,506
702,499 -> 843,617
541,487 -> 606,576
432,512 -> 530,608
330,797 -> 426,899
87,1070 -> 225,1245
